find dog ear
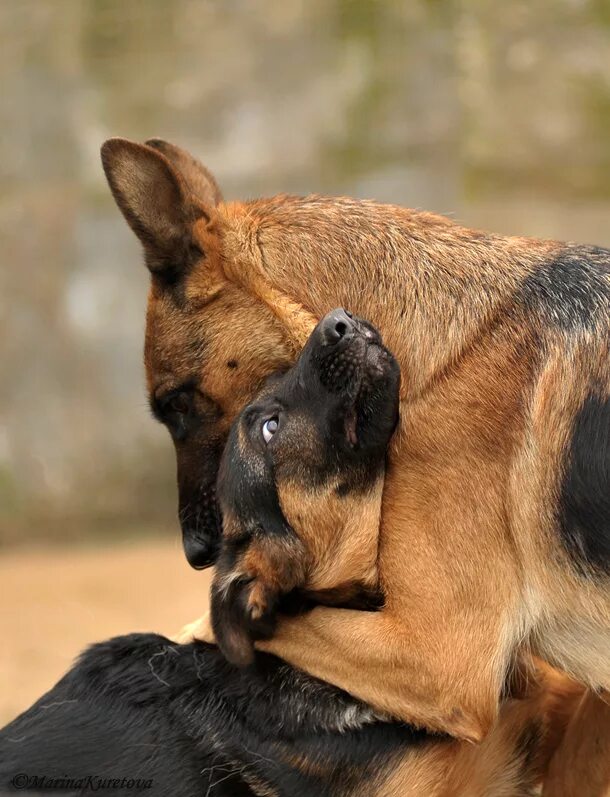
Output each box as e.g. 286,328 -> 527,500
212,426 -> 310,667
211,519 -> 309,668
145,139 -> 223,208
100,137 -> 212,279
211,562 -> 279,668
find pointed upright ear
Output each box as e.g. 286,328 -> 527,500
100,137 -> 208,279
145,138 -> 223,207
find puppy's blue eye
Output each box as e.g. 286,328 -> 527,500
262,417 -> 279,444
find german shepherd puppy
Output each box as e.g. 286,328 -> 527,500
101,138 -> 609,758
209,308 -> 399,667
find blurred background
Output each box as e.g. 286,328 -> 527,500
1,0 -> 610,720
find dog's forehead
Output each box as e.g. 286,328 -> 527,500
144,284 -> 295,402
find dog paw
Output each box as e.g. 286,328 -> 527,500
246,579 -> 271,621
172,612 -> 216,645
242,579 -> 278,639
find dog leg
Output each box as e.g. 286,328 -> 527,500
256,605 -> 513,742
174,608 -> 491,741
173,614 -> 212,645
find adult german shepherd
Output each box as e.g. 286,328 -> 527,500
101,138 -> 609,756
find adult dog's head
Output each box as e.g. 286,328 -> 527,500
212,308 -> 400,666
102,138 -> 316,569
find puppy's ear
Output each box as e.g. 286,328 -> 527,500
210,510 -> 309,668
100,138 -> 216,281
213,425 -> 309,667
211,565 -> 279,668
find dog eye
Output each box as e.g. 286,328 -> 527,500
167,392 -> 191,415
262,417 -> 279,444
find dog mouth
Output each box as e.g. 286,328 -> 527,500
315,321 -> 397,447
344,341 -> 397,446
179,482 -> 221,569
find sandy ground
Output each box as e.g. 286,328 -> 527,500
0,538 -> 212,725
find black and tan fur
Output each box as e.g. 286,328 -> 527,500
0,634 -> 578,797
0,310 -> 583,793
206,309 -> 397,667
101,138 -> 609,784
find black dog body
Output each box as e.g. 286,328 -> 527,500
0,634 -> 423,797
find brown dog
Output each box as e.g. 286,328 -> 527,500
101,138 -> 609,756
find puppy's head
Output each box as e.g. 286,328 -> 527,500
212,309 -> 400,666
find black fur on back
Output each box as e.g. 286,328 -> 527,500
559,391 -> 610,574
516,245 -> 610,332
0,634 -> 429,796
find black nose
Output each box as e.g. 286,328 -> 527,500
183,533 -> 218,570
320,308 -> 354,345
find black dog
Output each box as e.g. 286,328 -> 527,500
0,634 -> 566,796
0,634 -> 423,796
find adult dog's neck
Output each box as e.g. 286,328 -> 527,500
220,195 -> 557,396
